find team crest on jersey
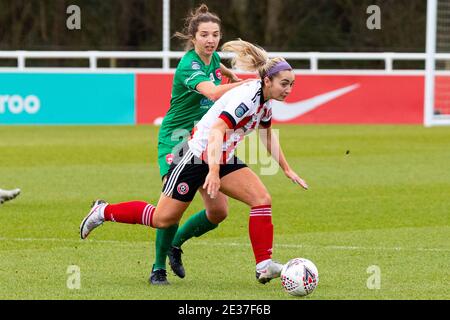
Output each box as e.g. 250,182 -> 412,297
191,61 -> 201,70
165,154 -> 174,165
200,97 -> 213,108
215,68 -> 222,80
235,103 -> 249,118
177,182 -> 189,195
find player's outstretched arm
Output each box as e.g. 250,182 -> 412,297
196,79 -> 254,101
259,127 -> 308,190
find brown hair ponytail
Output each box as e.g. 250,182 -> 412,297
174,4 -> 222,51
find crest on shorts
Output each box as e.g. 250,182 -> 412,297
177,182 -> 189,195
235,103 -> 249,118
165,154 -> 174,165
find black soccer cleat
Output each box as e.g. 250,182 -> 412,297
149,265 -> 169,285
255,271 -> 270,284
168,246 -> 185,278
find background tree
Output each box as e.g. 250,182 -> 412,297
0,0 -> 427,68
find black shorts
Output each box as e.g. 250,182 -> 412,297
162,144 -> 247,202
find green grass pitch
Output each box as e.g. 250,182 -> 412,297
0,124 -> 449,300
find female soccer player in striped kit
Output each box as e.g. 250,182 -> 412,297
80,39 -> 308,284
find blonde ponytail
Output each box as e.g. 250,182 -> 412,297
221,39 -> 289,78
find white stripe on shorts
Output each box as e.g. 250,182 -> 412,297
163,149 -> 194,196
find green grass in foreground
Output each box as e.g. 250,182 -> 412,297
0,125 -> 449,299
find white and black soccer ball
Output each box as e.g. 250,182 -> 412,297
281,258 -> 319,297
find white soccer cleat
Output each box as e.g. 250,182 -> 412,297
0,188 -> 21,204
255,260 -> 284,284
80,200 -> 107,239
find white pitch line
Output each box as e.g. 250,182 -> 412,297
0,237 -> 448,252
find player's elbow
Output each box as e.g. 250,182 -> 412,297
205,86 -> 223,101
205,91 -> 220,101
197,82 -> 222,101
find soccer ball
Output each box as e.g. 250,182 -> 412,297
281,258 -> 319,297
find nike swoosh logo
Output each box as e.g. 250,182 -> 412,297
272,83 -> 360,121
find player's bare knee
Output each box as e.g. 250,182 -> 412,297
250,193 -> 272,207
206,209 -> 228,224
160,221 -> 178,229
152,216 -> 178,229
154,220 -> 175,229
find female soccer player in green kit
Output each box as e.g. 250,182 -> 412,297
81,4 -> 250,285
153,4 -> 250,284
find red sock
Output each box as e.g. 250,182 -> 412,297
249,205 -> 273,264
104,201 -> 155,227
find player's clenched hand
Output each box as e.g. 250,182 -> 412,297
284,169 -> 308,190
203,171 -> 221,199
227,72 -> 242,83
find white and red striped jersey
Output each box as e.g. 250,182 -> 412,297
188,80 -> 272,163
